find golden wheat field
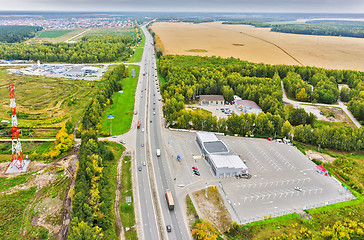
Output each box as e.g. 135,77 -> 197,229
151,21 -> 364,71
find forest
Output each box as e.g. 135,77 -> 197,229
0,33 -> 137,63
222,19 -> 364,38
271,20 -> 364,38
0,25 -> 43,43
158,55 -> 364,151
68,131 -> 116,240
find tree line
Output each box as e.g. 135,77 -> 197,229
271,21 -> 364,38
68,131 -> 115,240
159,55 -> 364,151
222,20 -> 364,39
0,33 -> 138,63
0,25 -> 43,43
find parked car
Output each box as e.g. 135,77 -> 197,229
193,169 -> 200,176
294,187 -> 302,192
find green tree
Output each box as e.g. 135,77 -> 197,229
282,120 -> 293,139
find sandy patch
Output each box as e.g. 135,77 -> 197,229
1,172 -> 58,195
31,197 -> 63,235
152,21 -> 364,71
306,150 -> 336,163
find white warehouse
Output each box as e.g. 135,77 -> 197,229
196,132 -> 248,177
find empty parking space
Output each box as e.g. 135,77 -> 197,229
163,131 -> 355,225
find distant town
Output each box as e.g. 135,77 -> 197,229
0,17 -> 133,29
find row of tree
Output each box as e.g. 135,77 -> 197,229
68,131 -> 115,240
271,21 -> 364,38
0,25 -> 43,43
0,33 -> 138,63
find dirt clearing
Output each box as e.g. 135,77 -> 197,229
192,186 -> 233,233
152,21 -> 364,71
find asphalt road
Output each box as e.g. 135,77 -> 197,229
135,26 -> 159,240
141,25 -> 191,240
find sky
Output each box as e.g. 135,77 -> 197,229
1,0 -> 364,13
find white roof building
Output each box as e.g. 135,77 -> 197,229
196,132 -> 249,177
235,100 -> 262,115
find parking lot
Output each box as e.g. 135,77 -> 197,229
187,104 -> 239,119
162,130 -> 355,224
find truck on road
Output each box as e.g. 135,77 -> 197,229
165,190 -> 174,210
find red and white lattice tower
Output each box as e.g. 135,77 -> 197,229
9,84 -> 25,170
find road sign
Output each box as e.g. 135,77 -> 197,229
108,115 -> 114,119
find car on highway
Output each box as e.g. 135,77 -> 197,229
153,101 -> 155,104
138,166 -> 142,171
166,225 -> 172,232
143,161 -> 146,166
153,112 -> 156,115
141,143 -> 144,147
142,128 -> 145,132
150,120 -> 152,123
294,187 -> 303,192
153,107 -> 155,110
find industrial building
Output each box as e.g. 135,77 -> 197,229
199,95 -> 225,106
196,132 -> 248,177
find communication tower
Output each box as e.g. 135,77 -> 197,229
6,84 -> 30,173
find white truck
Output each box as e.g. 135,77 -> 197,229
156,149 -> 161,157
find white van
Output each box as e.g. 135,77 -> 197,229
156,149 -> 161,157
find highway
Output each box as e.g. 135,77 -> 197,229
135,26 -> 159,240
140,25 -> 191,240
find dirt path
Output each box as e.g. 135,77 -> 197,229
56,146 -> 79,240
240,32 -> 304,66
114,151 -> 126,240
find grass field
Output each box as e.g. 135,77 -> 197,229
127,47 -> 144,63
102,142 -> 124,239
152,21 -> 364,71
28,28 -> 85,43
0,142 -> 53,163
186,194 -> 199,229
120,154 -> 137,239
186,49 -> 208,52
0,68 -> 95,135
0,167 -> 70,239
126,27 -> 145,63
100,65 -> 139,136
37,29 -> 73,38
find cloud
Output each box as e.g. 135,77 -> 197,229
1,0 -> 364,13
